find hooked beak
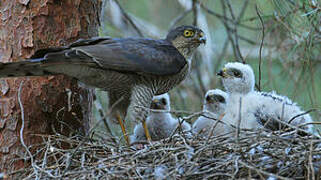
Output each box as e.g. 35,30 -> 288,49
198,31 -> 206,44
199,37 -> 206,44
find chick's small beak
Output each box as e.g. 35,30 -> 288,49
217,68 -> 227,77
206,97 -> 214,104
150,100 -> 164,110
217,70 -> 224,77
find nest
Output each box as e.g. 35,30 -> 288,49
10,128 -> 321,179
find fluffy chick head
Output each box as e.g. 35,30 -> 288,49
217,62 -> 255,94
203,89 -> 228,115
150,93 -> 171,111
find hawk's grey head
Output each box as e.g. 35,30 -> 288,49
203,89 -> 228,115
166,25 -> 206,58
217,62 -> 255,94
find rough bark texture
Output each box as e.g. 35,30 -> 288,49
0,0 -> 101,173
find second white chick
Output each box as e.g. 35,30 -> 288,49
192,89 -> 228,136
131,93 -> 191,142
217,62 -> 314,134
217,62 -> 261,133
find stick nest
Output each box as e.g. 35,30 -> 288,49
12,129 -> 321,179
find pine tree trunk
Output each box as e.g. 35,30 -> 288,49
0,0 -> 101,173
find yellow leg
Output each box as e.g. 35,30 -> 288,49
142,120 -> 152,142
218,112 -> 226,120
116,113 -> 130,145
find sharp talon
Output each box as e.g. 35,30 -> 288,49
142,120 -> 152,142
116,113 -> 130,145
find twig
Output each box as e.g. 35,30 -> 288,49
288,108 -> 318,124
220,0 -> 238,60
233,156 -> 240,177
93,94 -> 117,143
18,81 -> 40,178
194,53 -> 207,96
214,37 -> 229,73
236,97 -> 242,141
200,3 -> 261,31
269,114 -> 319,138
169,9 -> 192,29
238,161 -> 292,180
191,1 -> 206,96
113,0 -> 144,37
206,112 -> 226,143
91,95 -> 124,137
280,103 -> 285,130
226,0 -> 247,62
61,96 -> 124,176
192,0 -> 198,26
309,140 -> 315,180
256,5 -> 264,91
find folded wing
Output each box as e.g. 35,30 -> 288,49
37,37 -> 187,76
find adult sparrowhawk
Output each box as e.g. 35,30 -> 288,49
0,25 -> 206,144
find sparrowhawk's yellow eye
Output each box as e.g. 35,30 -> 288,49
183,30 -> 195,37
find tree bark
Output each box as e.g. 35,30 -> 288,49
0,0 -> 101,173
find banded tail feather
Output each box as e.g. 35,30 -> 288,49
0,46 -> 99,79
0,58 -> 56,78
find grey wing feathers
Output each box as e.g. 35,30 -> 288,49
259,91 -> 295,105
255,110 -> 311,136
37,37 -> 187,76
31,37 -> 111,58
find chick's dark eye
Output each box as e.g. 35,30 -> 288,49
213,95 -> 225,103
233,70 -> 242,77
161,98 -> 167,105
205,96 -> 211,102
217,96 -> 226,103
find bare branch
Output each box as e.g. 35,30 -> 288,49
256,5 -> 264,91
169,9 -> 192,29
113,0 -> 144,37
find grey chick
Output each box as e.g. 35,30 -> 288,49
192,89 -> 228,136
131,93 -> 191,142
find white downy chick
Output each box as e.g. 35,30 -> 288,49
217,62 -> 260,133
131,93 -> 191,142
217,62 -> 314,134
192,89 -> 228,136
